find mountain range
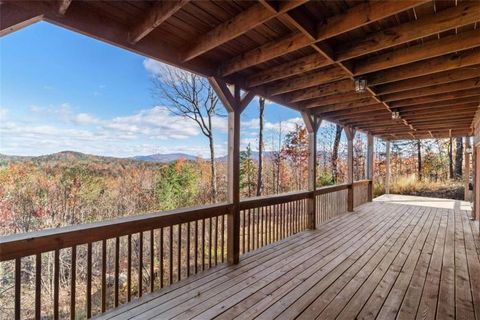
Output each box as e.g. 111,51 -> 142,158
0,150 -> 276,164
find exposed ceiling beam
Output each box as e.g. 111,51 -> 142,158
129,0 -> 190,44
182,1 -> 307,62
58,0 -> 72,15
219,0 -> 424,76
380,79 -> 480,102
245,54 -> 330,88
354,29 -> 480,75
368,50 -> 480,86
336,1 -> 480,61
374,67 -> 480,95
268,66 -> 347,96
288,79 -> 355,102
315,1 -> 427,41
394,97 -> 480,110
299,91 -> 372,108
389,89 -> 480,108
311,99 -> 380,113
0,2 -> 44,37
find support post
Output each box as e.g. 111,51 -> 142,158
385,140 -> 391,194
345,127 -> 356,212
465,137 -> 471,202
301,112 -> 322,229
366,133 -> 374,202
209,77 -> 254,264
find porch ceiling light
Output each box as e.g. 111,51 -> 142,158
392,111 -> 401,120
354,78 -> 367,93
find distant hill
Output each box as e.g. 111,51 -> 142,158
131,153 -> 199,163
0,150 -> 277,165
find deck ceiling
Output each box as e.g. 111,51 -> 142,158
2,0 -> 480,140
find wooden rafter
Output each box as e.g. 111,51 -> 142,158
129,0 -> 189,44
336,1 -> 480,61
219,0 -> 424,76
354,29 -> 480,75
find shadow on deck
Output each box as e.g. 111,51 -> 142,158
98,195 -> 480,320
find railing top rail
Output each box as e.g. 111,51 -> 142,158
353,179 -> 371,185
239,190 -> 312,210
0,202 -> 231,261
315,183 -> 350,195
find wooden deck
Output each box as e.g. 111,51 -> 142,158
98,195 -> 480,320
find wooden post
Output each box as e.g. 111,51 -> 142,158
366,133 -> 374,201
345,127 -> 356,212
209,77 -> 254,264
385,140 -> 391,194
465,136 -> 471,202
301,112 -> 322,229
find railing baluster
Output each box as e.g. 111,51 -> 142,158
160,228 -> 164,288
70,246 -> 76,320
169,226 -> 173,284
221,215 -> 225,262
102,239 -> 107,311
54,249 -> 59,320
35,253 -> 41,319
127,234 -> 131,302
241,210 -> 245,255
187,222 -> 191,277
139,232 -> 143,297
177,224 -> 181,281
194,221 -> 198,274
208,218 -> 212,268
114,237 -> 119,307
214,216 -> 218,265
201,219 -> 205,271
150,230 -> 154,292
15,257 -> 21,320
87,242 -> 92,318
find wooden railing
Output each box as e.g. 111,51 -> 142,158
0,203 -> 231,319
239,191 -> 310,255
315,184 -> 349,225
0,181 -> 372,319
353,180 -> 371,208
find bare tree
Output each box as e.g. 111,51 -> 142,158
417,140 -> 422,181
151,66 -> 220,202
449,137 -> 454,179
331,124 -> 342,183
256,98 -> 265,196
455,137 -> 463,179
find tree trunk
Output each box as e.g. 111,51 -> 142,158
449,137 -> 454,179
256,98 -> 265,196
455,137 -> 463,179
417,140 -> 422,181
331,124 -> 342,183
208,133 -> 218,203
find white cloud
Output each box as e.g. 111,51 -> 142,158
143,58 -> 164,75
73,113 -> 100,125
242,116 -> 304,132
0,107 -> 7,121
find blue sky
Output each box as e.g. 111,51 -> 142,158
0,22 -> 332,158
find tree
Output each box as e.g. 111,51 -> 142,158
240,143 -> 256,197
151,66 -> 220,202
331,124 -> 342,183
256,98 -> 265,196
281,124 -> 309,191
449,137 -> 454,179
417,140 -> 422,181
455,137 -> 463,179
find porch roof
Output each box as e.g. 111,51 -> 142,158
2,0 -> 479,140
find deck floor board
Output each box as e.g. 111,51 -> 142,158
97,195 -> 480,320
